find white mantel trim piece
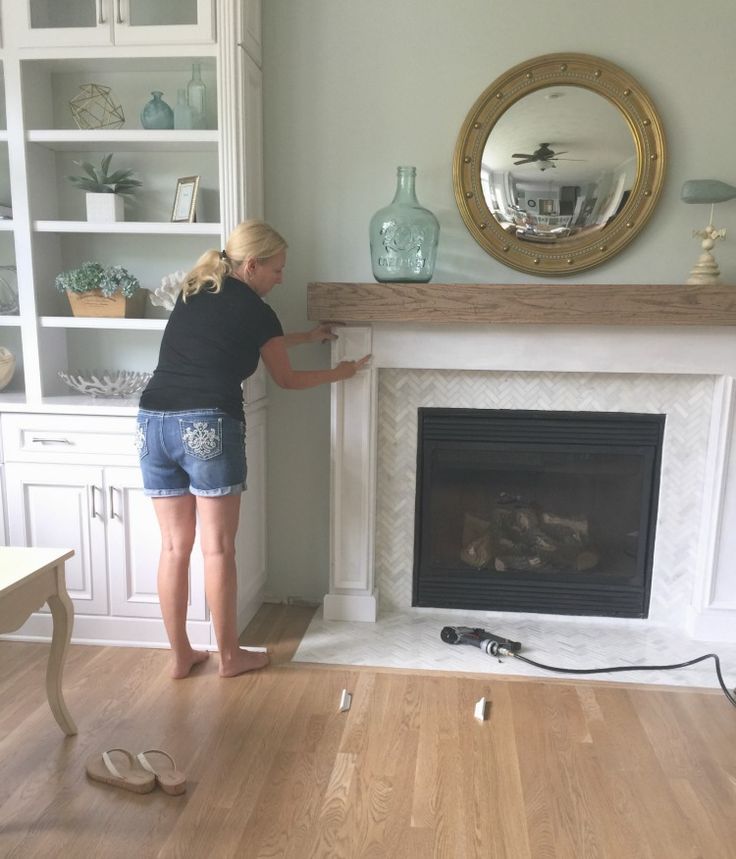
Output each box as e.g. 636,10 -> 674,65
327,323 -> 736,642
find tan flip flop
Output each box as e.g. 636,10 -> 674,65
137,749 -> 187,795
85,748 -> 156,794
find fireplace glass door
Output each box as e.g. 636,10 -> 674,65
413,409 -> 665,617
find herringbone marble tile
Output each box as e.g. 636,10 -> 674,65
292,608 -> 736,691
375,370 -> 715,627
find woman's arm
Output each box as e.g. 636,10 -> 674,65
260,336 -> 370,390
280,324 -> 338,349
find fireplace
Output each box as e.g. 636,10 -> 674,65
412,408 -> 665,618
310,283 -> 736,642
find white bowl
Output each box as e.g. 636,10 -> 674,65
0,347 -> 15,391
58,369 -> 152,398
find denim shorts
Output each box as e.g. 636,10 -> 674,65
136,408 -> 247,497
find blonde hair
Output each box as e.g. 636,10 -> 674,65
182,219 -> 288,300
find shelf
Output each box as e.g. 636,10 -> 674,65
0,221 -> 14,231
27,129 -> 219,151
34,220 -> 221,235
18,51 -> 217,70
38,395 -> 141,416
0,392 -> 28,407
40,316 -> 167,330
0,131 -> 8,142
0,316 -> 22,327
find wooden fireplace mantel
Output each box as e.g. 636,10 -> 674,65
307,282 -> 736,326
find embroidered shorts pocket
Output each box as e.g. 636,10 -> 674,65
135,418 -> 149,458
179,418 -> 223,461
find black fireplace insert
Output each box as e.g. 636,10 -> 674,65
412,408 -> 665,618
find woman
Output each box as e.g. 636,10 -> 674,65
137,219 -> 370,679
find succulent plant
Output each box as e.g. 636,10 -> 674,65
67,153 -> 142,198
55,261 -> 141,298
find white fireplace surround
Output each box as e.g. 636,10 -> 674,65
325,322 -> 736,643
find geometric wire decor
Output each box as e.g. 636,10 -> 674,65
69,84 -> 125,130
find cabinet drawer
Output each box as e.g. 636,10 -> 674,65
2,414 -> 138,464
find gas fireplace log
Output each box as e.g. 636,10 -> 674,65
494,547 -> 599,573
493,495 -> 598,572
460,513 -> 493,569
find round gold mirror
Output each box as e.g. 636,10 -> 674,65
453,53 -> 666,276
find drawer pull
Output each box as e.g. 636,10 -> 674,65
109,486 -> 119,520
90,485 -> 103,520
31,437 -> 73,445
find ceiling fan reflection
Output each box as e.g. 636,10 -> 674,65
511,142 -> 586,167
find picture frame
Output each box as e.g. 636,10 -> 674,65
171,176 -> 200,223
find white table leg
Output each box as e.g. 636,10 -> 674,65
46,583 -> 77,736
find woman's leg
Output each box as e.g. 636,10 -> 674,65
196,494 -> 269,677
152,495 -> 209,678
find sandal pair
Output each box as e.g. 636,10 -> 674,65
85,748 -> 186,795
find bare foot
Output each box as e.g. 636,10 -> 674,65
219,648 -> 270,678
171,649 -> 210,679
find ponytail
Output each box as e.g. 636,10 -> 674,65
181,219 -> 287,301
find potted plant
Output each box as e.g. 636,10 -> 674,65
66,154 -> 142,223
55,261 -> 146,318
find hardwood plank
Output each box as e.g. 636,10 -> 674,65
307,282 -> 736,326
456,680 -> 532,859
2,605 -> 736,859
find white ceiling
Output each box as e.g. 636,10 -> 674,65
481,85 -> 636,183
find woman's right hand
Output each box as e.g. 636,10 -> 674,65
335,354 -> 372,380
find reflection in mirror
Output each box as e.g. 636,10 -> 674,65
453,54 -> 666,276
482,86 -> 637,245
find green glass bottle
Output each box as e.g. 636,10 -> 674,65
369,166 -> 439,282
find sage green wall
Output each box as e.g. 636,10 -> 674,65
261,0 -> 735,603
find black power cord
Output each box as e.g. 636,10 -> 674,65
440,626 -> 736,708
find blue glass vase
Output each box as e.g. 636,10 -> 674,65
140,91 -> 174,130
369,166 -> 439,283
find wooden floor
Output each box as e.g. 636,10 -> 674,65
2,605 -> 736,859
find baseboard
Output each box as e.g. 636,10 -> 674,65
0,612 -> 216,649
237,580 -> 265,636
687,603 -> 736,643
323,590 -> 378,622
1,588 -> 268,650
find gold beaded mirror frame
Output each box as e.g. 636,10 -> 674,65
453,53 -> 666,276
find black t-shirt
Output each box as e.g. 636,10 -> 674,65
139,276 -> 283,420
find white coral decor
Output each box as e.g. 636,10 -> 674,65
58,370 -> 152,398
149,270 -> 186,310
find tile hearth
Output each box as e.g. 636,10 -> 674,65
293,608 -> 736,692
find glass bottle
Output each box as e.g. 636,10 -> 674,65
174,88 -> 193,130
187,63 -> 207,129
369,166 -> 439,282
140,91 -> 174,130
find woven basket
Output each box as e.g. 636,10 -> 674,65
66,289 -> 146,318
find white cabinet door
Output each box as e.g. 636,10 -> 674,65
114,0 -> 215,45
9,0 -> 214,48
9,1 -> 115,48
4,462 -> 109,614
105,466 -> 206,620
